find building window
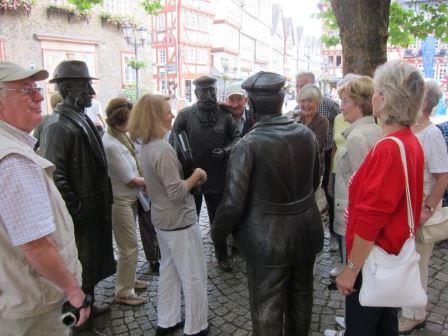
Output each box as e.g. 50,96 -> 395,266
103,0 -> 132,15
328,55 -> 334,65
184,11 -> 191,28
336,55 -> 342,67
439,65 -> 447,80
157,15 -> 165,31
191,12 -> 197,29
0,39 -> 5,61
122,54 -> 136,85
160,80 -> 167,94
159,50 -> 167,64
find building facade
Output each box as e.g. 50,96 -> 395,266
151,0 -> 214,108
151,0 -> 317,103
0,0 -> 152,114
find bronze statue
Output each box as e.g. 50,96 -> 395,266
212,71 -> 324,335
40,60 -> 115,329
171,75 -> 241,272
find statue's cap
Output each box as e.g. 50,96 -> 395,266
242,71 -> 285,94
193,75 -> 217,88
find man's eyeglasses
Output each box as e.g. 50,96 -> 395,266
0,87 -> 44,95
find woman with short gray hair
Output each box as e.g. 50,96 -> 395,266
296,83 -> 329,176
336,61 -> 426,336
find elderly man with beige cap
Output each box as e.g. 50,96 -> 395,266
225,82 -> 253,136
0,61 -> 89,335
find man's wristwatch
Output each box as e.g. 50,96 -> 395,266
423,204 -> 434,212
346,259 -> 360,271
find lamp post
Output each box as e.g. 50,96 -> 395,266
122,23 -> 148,100
221,57 -> 229,100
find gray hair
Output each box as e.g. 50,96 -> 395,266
296,72 -> 315,84
424,80 -> 442,114
373,60 -> 425,127
337,73 -> 361,88
297,84 -> 322,105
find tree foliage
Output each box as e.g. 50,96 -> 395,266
66,0 -> 162,15
140,0 -> 162,15
67,0 -> 102,12
317,0 -> 448,48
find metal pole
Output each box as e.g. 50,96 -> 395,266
165,63 -> 169,94
135,42 -> 139,100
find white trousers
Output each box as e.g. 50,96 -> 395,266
112,196 -> 139,297
156,223 -> 208,334
402,240 -> 435,320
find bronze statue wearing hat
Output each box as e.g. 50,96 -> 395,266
171,75 -> 241,272
213,71 -> 324,335
40,60 -> 115,329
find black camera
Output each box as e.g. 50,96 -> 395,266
61,294 -> 92,327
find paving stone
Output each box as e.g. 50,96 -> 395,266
81,196 -> 448,335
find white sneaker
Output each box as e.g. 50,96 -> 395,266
398,317 -> 425,334
335,316 -> 346,329
330,264 -> 344,277
324,330 -> 344,336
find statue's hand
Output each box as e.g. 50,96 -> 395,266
211,147 -> 225,159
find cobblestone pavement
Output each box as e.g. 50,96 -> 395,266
81,196 -> 448,336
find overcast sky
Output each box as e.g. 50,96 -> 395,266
273,0 -> 323,37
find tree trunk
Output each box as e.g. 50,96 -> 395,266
331,0 -> 391,77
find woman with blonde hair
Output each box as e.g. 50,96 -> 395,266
129,94 -> 209,336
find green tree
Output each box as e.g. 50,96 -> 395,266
319,0 -> 448,49
140,0 -> 162,15
318,0 -> 448,76
67,0 -> 162,14
67,0 -> 102,12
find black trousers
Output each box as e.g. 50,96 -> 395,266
345,273 -> 398,336
137,202 -> 160,262
246,257 -> 316,336
195,192 -> 229,260
322,148 -> 335,235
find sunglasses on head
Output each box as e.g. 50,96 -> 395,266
111,101 -> 133,112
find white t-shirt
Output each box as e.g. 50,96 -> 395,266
416,124 -> 448,198
85,99 -> 103,126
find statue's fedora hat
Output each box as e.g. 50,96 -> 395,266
49,60 -> 98,83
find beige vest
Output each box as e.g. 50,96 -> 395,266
0,122 -> 82,319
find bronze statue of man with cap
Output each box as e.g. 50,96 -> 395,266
40,60 -> 115,329
171,75 -> 241,272
212,71 -> 324,335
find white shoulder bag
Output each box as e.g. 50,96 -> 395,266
359,136 -> 427,308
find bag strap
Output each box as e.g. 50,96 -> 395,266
375,136 -> 415,237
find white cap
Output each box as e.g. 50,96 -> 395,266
226,82 -> 245,98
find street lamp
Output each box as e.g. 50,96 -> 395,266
221,57 -> 229,100
122,23 -> 148,100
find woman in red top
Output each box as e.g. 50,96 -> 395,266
335,61 -> 426,336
